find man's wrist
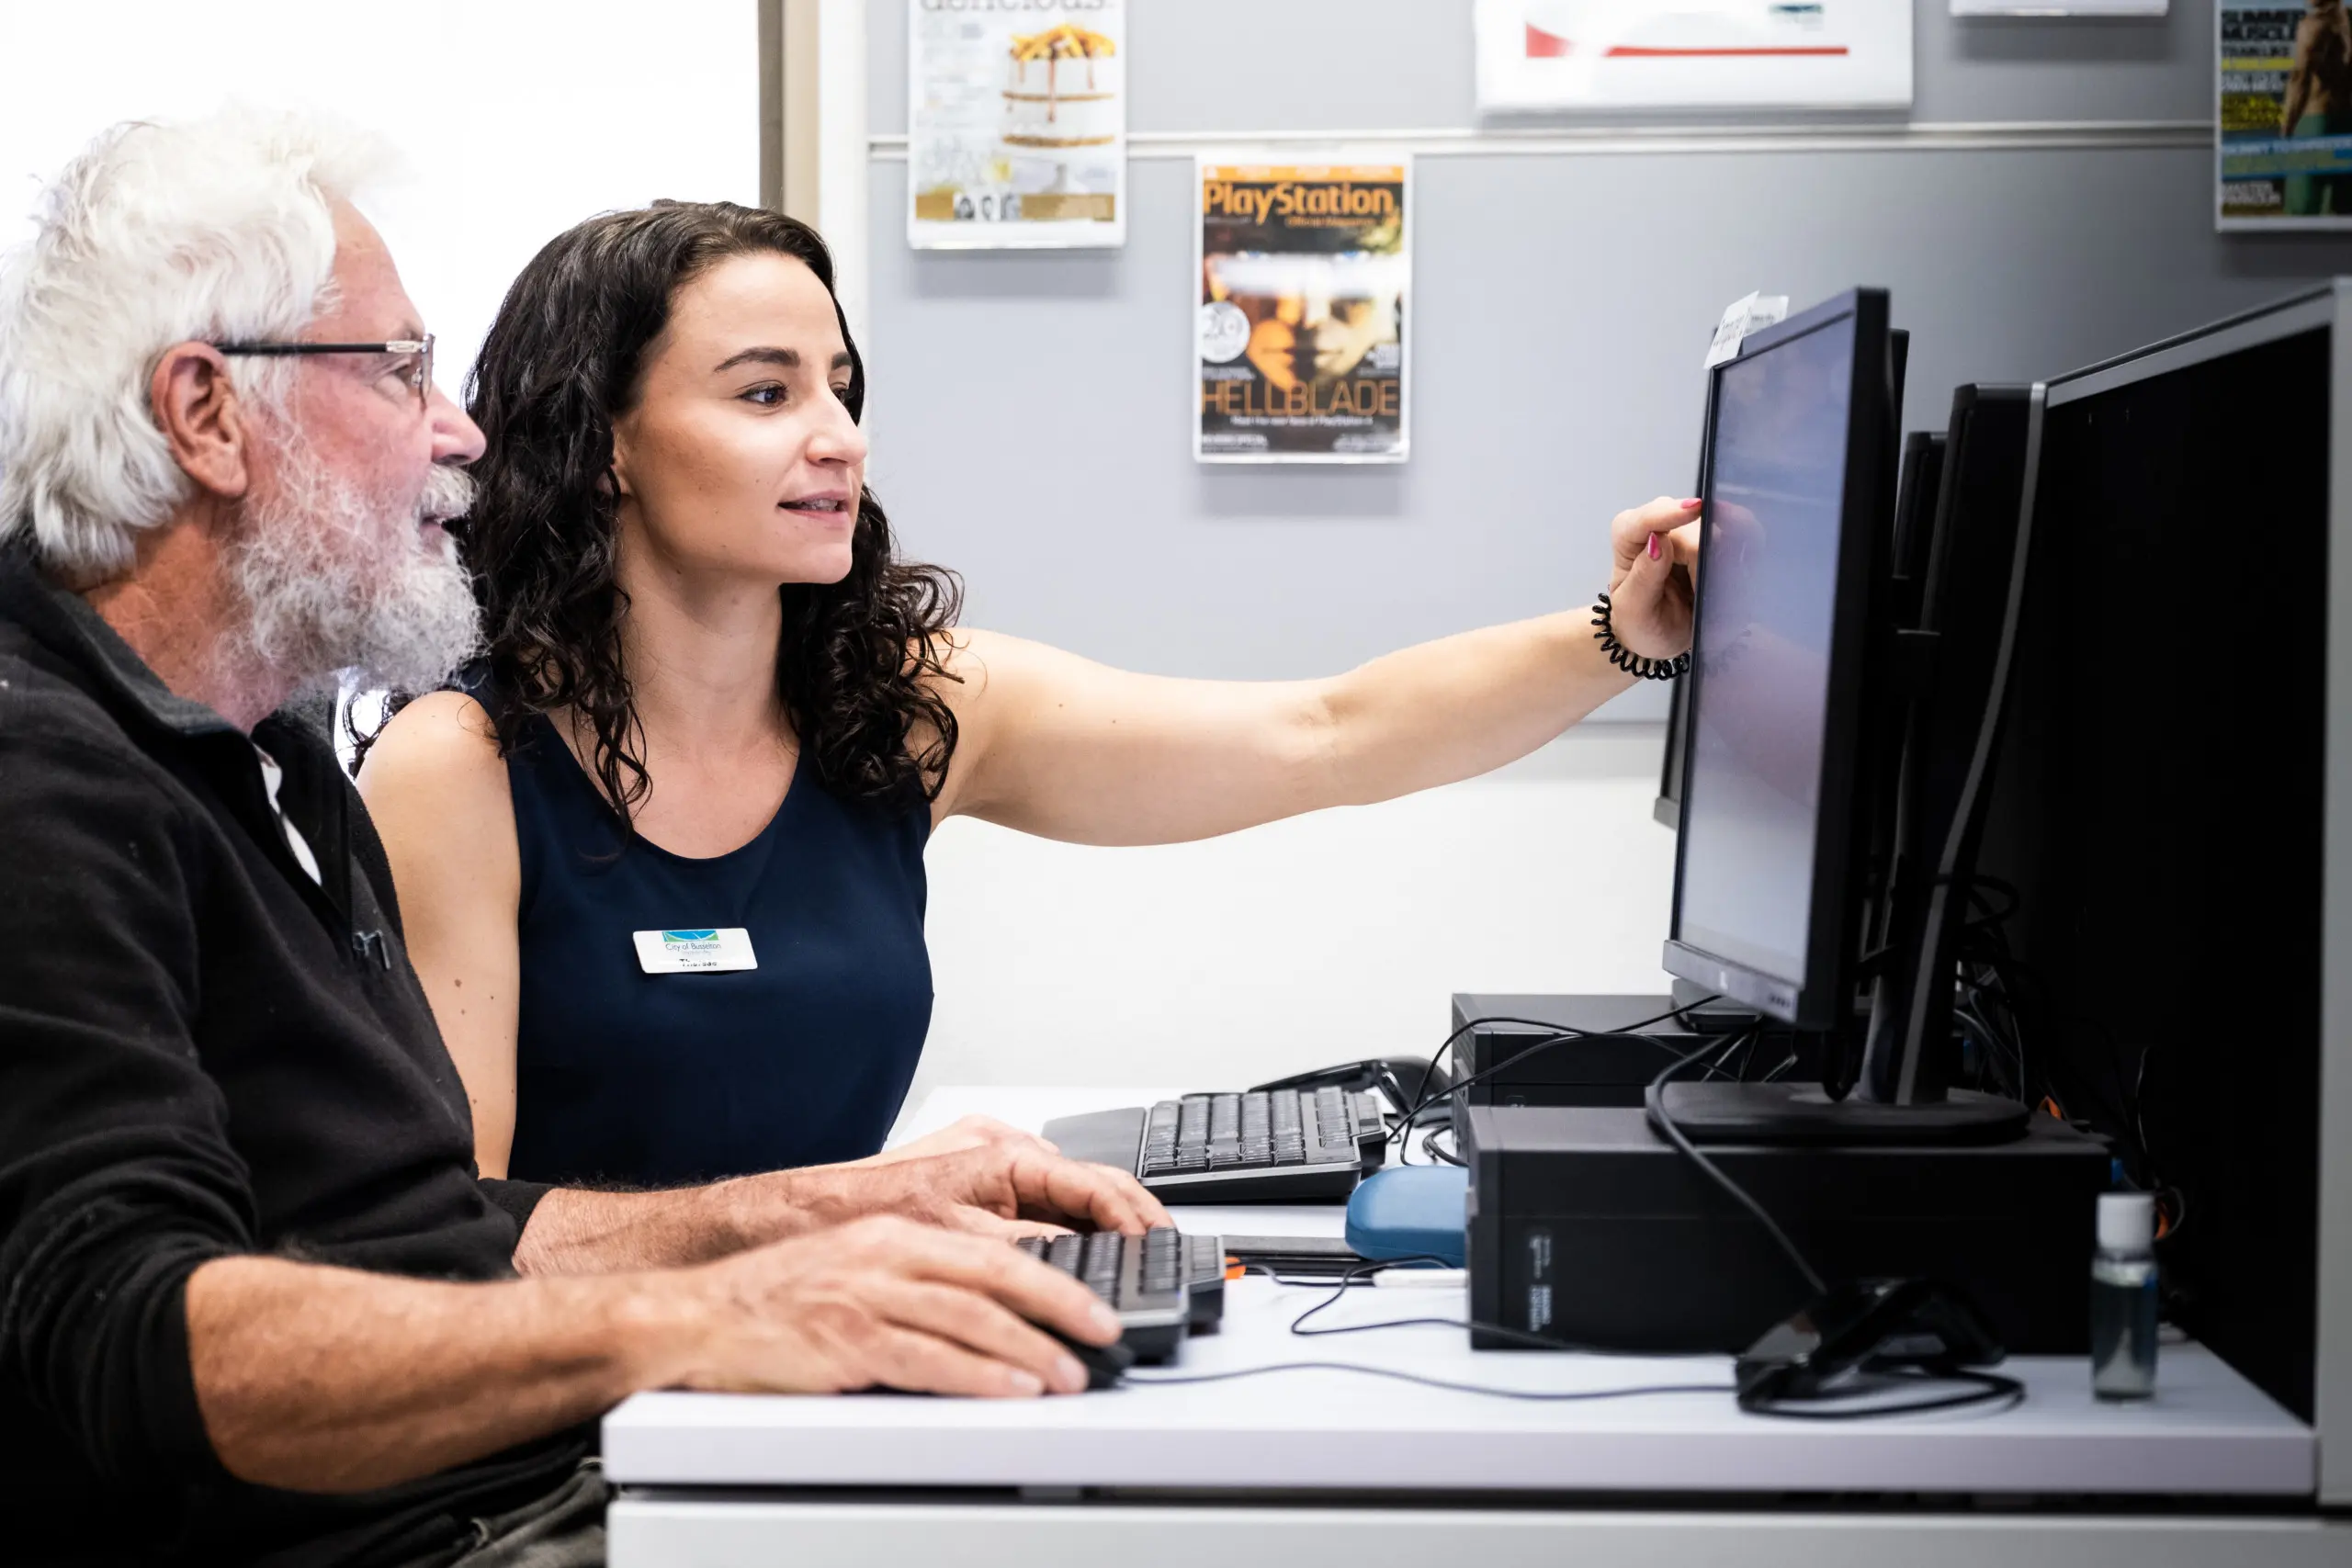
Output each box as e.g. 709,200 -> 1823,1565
596,1270 -> 721,1393
704,1164 -> 866,1250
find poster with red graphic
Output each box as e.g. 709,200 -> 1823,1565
1474,1 -> 1914,114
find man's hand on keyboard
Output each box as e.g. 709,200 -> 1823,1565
842,1143 -> 1172,1239
675,1214 -> 1116,1398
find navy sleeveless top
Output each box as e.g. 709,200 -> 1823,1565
502,714 -> 933,1188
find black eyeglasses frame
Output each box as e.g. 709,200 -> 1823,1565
209,335 -> 435,409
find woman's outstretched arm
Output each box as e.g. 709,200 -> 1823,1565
933,496 -> 1700,845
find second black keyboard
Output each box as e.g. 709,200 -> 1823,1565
1013,1227 -> 1225,1362
1042,1086 -> 1388,1203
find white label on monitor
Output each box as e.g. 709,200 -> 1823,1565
1705,291 -> 1792,368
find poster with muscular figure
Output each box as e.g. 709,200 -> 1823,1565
2221,1 -> 2352,228
1194,158 -> 1411,464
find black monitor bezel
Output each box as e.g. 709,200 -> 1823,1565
2042,284 -> 2334,414
1662,288 -> 1894,1029
1654,366 -> 1727,831
1986,283 -> 2343,1428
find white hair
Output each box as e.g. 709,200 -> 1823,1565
0,107 -> 398,583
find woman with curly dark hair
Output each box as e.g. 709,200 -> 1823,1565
357,200 -> 1701,1190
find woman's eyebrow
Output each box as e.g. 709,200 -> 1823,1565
714,345 -> 800,373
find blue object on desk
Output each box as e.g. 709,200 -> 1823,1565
1345,1167 -> 1468,1266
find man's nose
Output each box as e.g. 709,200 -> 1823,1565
429,384 -> 486,466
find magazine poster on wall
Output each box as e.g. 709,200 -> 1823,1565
2219,1 -> 2352,229
1473,1 -> 1914,114
1952,1 -> 2163,13
908,0 -> 1125,250
1194,157 -> 1411,465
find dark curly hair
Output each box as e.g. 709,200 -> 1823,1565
374,201 -> 961,825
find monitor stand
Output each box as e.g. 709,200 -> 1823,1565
1651,1081 -> 2030,1146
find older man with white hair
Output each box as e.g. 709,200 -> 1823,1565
0,110 -> 1165,1568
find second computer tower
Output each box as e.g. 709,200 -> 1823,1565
1446,993 -> 1802,1121
1462,1103 -> 2111,1355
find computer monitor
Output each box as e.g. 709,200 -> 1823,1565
1973,288 -> 2343,1427
1888,431 -> 1946,621
1656,330 -> 1910,836
1663,289 -> 1894,1031
1856,388 -> 2031,1110
1659,291 -> 2032,1145
1653,367 -> 1723,833
1655,681 -> 1690,831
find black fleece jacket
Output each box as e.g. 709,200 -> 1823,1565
0,545 -> 589,1567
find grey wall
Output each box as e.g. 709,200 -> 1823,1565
860,0 -> 2352,717
870,0 -> 2226,132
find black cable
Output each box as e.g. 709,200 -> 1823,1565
1745,1365 -> 2026,1421
1644,1040 -> 1828,1297
1390,997 -> 1731,1151
1285,1260 -> 1755,1359
1213,1259 -> 2022,1419
1203,1258 -> 2016,1416
1284,1258 -> 1657,1355
1123,1363 -> 1736,1402
1399,1010 -> 1720,1124
1397,1013 -> 1573,1122
1418,1125 -> 1464,1166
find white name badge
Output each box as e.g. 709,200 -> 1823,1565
633,927 -> 758,975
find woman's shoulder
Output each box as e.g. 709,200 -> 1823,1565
356,691 -> 512,818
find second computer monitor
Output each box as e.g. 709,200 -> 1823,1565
1664,288 -> 1894,1028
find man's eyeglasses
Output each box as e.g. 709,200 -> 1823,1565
210,334 -> 435,411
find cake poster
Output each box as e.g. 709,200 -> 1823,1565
908,0 -> 1125,250
2218,1 -> 2352,230
1473,1 -> 1913,114
1195,158 -> 1411,465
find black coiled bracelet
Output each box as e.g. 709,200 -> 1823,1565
1591,591 -> 1691,682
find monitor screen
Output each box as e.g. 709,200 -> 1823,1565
1673,313 -> 1857,989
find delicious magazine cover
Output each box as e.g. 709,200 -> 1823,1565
909,0 -> 1125,249
1195,158 -> 1412,463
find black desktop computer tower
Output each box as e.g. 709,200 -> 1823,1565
1462,1103 -> 2112,1355
1446,992 -> 1803,1119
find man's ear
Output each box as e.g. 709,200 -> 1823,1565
150,343 -> 254,501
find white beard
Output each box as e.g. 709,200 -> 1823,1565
225,432 -> 483,694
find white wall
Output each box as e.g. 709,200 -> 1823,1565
907,725 -> 1681,1109
0,0 -> 761,397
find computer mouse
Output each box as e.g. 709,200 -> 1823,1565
1046,1327 -> 1135,1391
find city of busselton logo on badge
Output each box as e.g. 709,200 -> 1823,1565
662,930 -> 719,945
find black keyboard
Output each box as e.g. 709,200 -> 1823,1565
1014,1227 -> 1225,1361
1043,1087 -> 1387,1203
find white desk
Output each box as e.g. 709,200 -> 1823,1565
606,1086 -> 2344,1567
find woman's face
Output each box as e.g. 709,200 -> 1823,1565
610,252 -> 866,591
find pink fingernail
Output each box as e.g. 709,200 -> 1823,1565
1647,532 -> 1661,561
1680,498 -> 1702,508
